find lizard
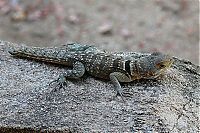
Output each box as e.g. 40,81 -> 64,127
8,43 -> 174,100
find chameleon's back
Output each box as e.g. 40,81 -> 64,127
74,52 -> 130,79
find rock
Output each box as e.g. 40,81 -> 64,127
98,22 -> 113,35
0,41 -> 199,132
120,28 -> 133,39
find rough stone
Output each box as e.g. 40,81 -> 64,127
0,41 -> 199,132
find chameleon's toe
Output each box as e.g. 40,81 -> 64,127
49,75 -> 67,92
116,91 -> 125,102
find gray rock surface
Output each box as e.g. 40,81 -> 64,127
0,41 -> 199,133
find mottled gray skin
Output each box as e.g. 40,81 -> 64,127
8,43 -> 173,100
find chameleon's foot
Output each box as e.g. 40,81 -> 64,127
116,91 -> 126,102
49,61 -> 85,92
49,74 -> 67,92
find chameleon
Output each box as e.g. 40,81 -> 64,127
8,43 -> 174,100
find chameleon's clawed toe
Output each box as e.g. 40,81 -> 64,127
49,75 -> 67,92
116,92 -> 126,102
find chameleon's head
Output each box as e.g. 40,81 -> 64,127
130,52 -> 173,79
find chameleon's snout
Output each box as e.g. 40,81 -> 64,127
152,57 -> 174,78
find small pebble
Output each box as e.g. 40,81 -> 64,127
98,22 -> 113,35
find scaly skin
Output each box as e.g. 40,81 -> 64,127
8,43 -> 174,101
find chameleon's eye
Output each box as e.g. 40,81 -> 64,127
159,64 -> 165,68
156,63 -> 166,69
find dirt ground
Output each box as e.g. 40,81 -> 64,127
0,0 -> 199,64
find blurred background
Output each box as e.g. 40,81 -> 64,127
0,0 -> 199,64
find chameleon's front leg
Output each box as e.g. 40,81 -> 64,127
50,61 -> 85,91
109,72 -> 132,101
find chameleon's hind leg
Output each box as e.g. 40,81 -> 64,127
50,61 -> 85,91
